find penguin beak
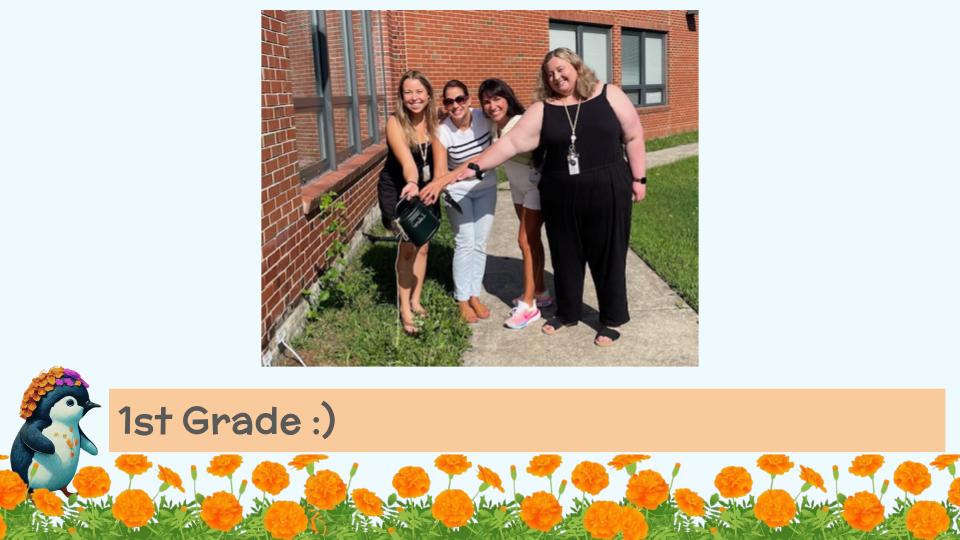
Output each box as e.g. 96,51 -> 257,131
83,401 -> 101,413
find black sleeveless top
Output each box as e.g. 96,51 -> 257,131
540,84 -> 623,174
381,140 -> 433,188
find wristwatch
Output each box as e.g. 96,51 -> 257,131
633,176 -> 647,184
467,162 -> 484,180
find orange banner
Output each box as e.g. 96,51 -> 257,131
109,389 -> 944,452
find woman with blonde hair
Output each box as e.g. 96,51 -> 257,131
377,70 -> 444,336
423,48 -> 647,346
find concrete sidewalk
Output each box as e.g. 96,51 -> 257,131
461,143 -> 698,366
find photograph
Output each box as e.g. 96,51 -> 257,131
261,10 -> 699,367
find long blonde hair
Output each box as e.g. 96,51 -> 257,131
394,70 -> 438,147
534,47 -> 599,102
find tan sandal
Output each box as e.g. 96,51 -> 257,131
469,297 -> 490,319
459,301 -> 479,324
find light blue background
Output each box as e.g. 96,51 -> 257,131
2,1 -> 959,507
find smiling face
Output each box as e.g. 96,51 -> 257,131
544,56 -> 578,98
443,86 -> 470,123
480,93 -> 508,125
401,78 -> 429,116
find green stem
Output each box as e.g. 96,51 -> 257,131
229,474 -> 234,495
128,474 -> 133,491
871,475 -> 875,494
549,475 -> 553,495
769,474 -> 774,490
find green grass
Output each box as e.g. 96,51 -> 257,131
288,217 -> 471,366
630,155 -> 698,310
646,130 -> 698,153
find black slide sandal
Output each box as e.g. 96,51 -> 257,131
541,317 -> 576,336
594,326 -> 621,347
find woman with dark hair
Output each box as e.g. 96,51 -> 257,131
377,70 -> 444,336
424,49 -> 647,347
479,78 -> 549,329
423,80 -> 496,324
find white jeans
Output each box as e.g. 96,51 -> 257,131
446,186 -> 497,301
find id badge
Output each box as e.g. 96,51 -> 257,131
567,154 -> 580,176
422,164 -> 431,182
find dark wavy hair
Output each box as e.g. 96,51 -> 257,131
478,78 -> 525,118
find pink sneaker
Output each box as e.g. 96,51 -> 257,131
504,302 -> 541,330
512,292 -> 553,308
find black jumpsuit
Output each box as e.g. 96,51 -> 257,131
539,84 -> 633,327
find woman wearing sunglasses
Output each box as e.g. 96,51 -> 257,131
423,80 -> 496,323
476,78 -> 550,330
376,70 -> 444,336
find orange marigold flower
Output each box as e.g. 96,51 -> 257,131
304,470 -> 346,510
621,506 -> 649,540
893,461 -> 931,496
930,454 -> 960,471
200,491 -> 243,532
392,466 -> 430,499
520,491 -> 563,532
288,454 -> 327,470
352,488 -> 383,517
0,470 -> 29,510
949,478 -> 960,507
73,466 -> 111,498
582,501 -> 624,539
842,491 -> 885,532
207,454 -> 243,478
756,454 -> 794,476
431,489 -> 474,528
674,488 -> 706,517
0,456 -> 6,460
157,466 -> 185,493
527,454 -> 562,477
714,466 -> 753,498
252,461 -> 290,496
906,501 -> 950,540
608,454 -> 651,471
31,488 -> 63,517
754,489 -> 796,528
800,465 -> 827,492
115,454 -> 152,476
477,465 -> 504,492
434,454 -> 472,476
572,461 -> 610,496
263,500 -> 308,540
625,470 -> 668,510
112,489 -> 155,528
849,454 -> 884,477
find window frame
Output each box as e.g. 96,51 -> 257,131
291,10 -> 384,183
621,28 -> 667,108
548,21 -> 613,83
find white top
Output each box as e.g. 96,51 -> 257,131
438,108 -> 496,196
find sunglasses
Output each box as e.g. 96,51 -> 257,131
442,95 -> 469,107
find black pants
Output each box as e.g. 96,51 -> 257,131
540,162 -> 633,327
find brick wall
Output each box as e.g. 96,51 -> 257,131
392,10 -> 698,138
261,11 -> 388,351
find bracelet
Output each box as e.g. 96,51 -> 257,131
633,176 -> 647,184
467,162 -> 484,180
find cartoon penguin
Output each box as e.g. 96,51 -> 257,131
10,367 -> 99,495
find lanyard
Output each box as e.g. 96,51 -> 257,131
562,99 -> 582,158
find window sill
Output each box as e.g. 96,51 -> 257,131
636,104 -> 671,115
300,143 -> 388,214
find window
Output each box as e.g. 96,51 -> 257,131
621,29 -> 666,107
548,22 -> 611,83
288,11 -> 388,182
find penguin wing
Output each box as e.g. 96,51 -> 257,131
19,421 -> 55,454
78,426 -> 98,455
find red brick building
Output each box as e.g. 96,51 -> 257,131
261,10 -> 698,358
